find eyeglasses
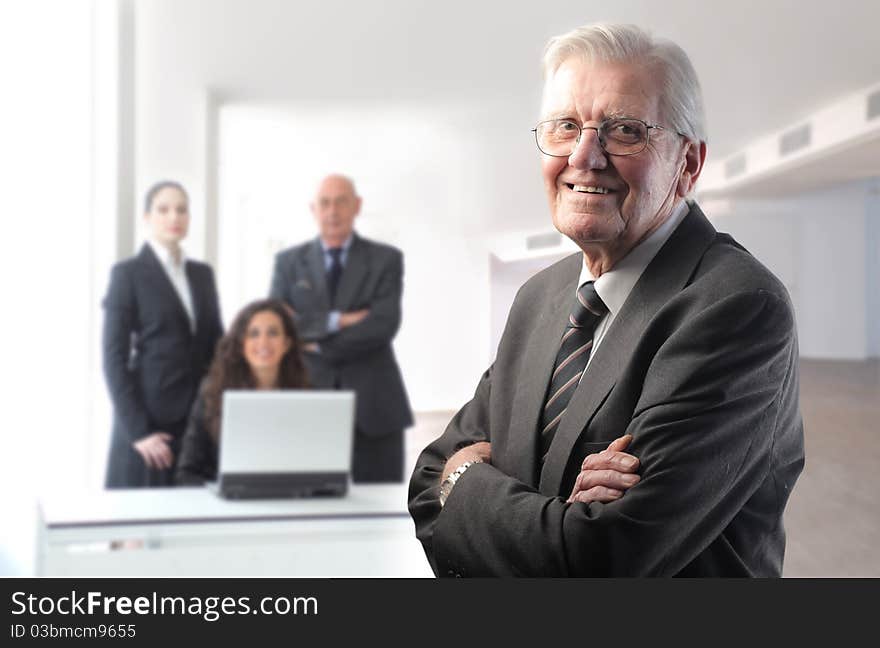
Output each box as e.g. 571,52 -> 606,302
532,117 -> 679,157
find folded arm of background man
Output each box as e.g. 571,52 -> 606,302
409,266 -> 803,576
318,249 -> 403,364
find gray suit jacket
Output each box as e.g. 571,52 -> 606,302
270,233 -> 413,437
408,204 -> 805,577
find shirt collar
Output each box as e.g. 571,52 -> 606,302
147,238 -> 187,270
578,200 -> 690,316
320,233 -> 354,255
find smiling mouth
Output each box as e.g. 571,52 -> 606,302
566,184 -> 611,195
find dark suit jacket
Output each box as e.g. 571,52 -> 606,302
103,244 -> 223,487
269,233 -> 413,438
408,204 -> 805,577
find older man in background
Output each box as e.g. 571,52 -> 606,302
271,175 -> 412,482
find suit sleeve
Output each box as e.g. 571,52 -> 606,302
102,264 -> 151,442
429,290 -> 800,576
408,364 -> 494,575
318,249 -> 403,363
269,251 -> 330,342
176,394 -> 217,485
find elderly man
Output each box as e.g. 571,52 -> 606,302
408,24 -> 804,576
270,174 -> 412,482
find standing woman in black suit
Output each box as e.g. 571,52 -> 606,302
102,181 -> 223,488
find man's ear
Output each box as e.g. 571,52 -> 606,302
677,139 -> 707,198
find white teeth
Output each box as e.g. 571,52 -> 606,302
572,185 -> 609,194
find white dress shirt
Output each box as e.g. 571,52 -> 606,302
578,200 -> 690,368
147,238 -> 196,333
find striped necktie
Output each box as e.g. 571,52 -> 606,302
539,281 -> 608,460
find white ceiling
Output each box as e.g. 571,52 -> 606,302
139,0 -> 880,160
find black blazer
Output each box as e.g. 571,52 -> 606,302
408,204 -> 805,577
103,244 -> 223,486
269,234 -> 413,437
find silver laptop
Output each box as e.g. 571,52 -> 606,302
216,390 -> 355,499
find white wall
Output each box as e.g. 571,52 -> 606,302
0,1 -> 89,472
0,0 -> 107,575
706,178 -> 878,359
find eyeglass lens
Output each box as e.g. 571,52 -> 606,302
536,118 -> 648,156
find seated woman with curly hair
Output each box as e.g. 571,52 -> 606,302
176,299 -> 309,485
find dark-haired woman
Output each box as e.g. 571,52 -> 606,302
176,299 -> 309,485
102,181 -> 223,488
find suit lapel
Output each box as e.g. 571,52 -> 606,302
140,244 -> 192,335
305,238 -> 331,311
506,253 -> 582,488
334,234 -> 369,310
538,205 -> 718,495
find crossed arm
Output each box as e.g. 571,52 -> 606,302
270,250 -> 403,361
441,436 -> 639,503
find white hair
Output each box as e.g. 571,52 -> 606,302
542,23 -> 706,143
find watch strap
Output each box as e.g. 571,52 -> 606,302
439,458 -> 483,507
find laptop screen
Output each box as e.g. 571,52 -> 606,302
218,390 -> 355,475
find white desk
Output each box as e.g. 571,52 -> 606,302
37,485 -> 434,577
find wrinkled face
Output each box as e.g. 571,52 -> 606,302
145,187 -> 189,246
242,310 -> 292,374
310,176 -> 361,244
540,58 -> 696,257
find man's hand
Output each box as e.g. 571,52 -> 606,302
339,309 -> 369,328
567,434 -> 640,504
133,432 -> 175,471
442,441 -> 492,483
303,342 -> 320,353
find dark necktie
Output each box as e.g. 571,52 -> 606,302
326,247 -> 343,303
539,281 -> 608,460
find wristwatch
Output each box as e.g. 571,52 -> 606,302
439,458 -> 483,507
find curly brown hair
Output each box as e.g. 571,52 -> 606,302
202,299 -> 309,442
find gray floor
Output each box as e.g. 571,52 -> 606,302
782,359 -> 880,577
404,358 -> 880,577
